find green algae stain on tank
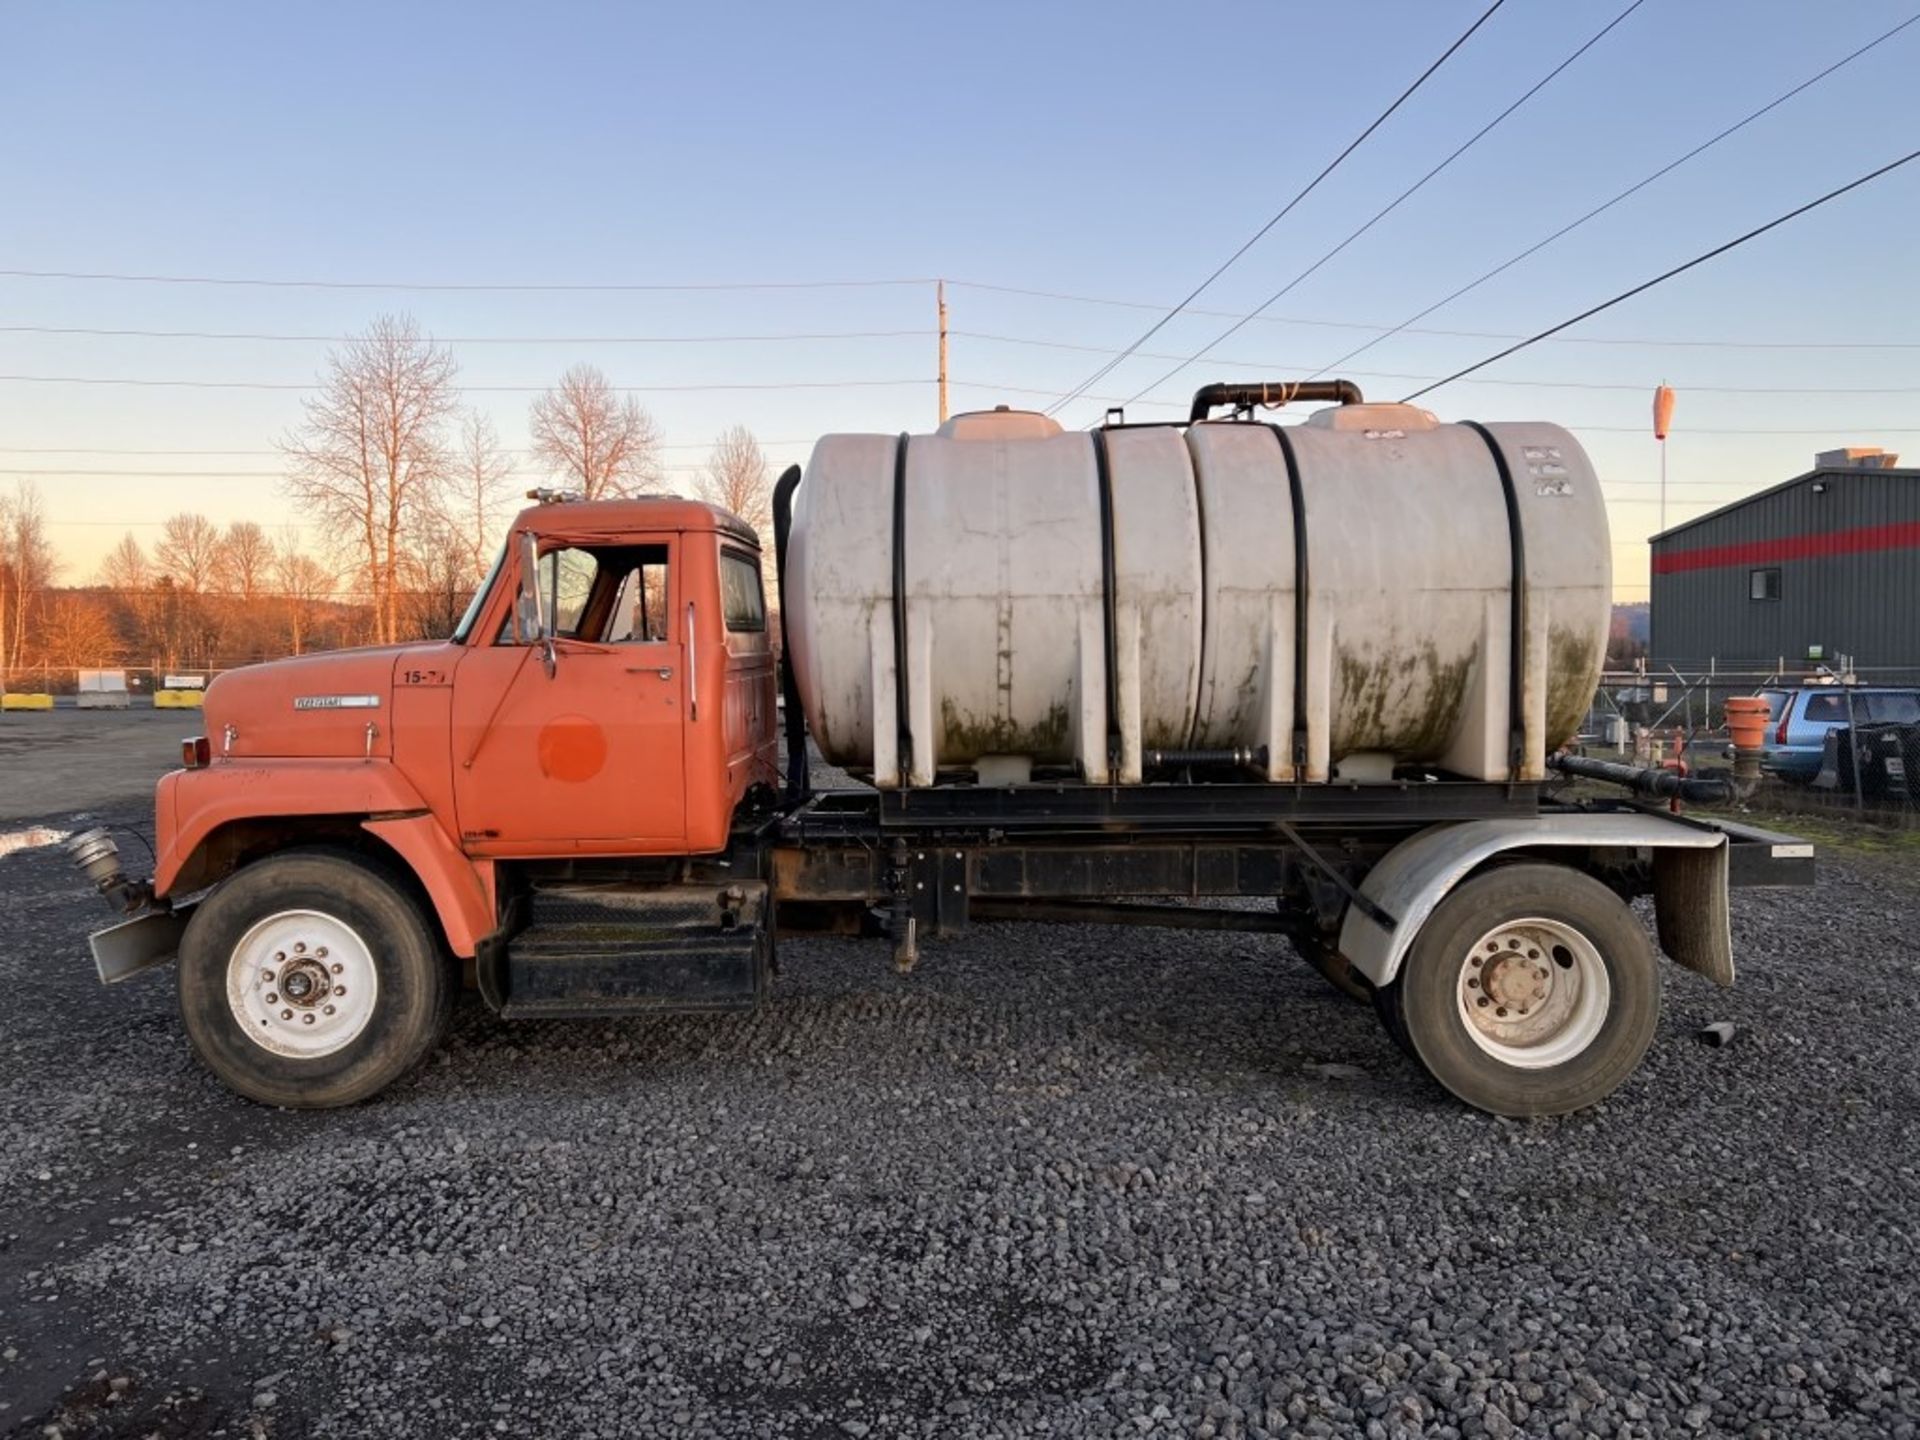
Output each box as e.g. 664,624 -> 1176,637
939,697 -> 1072,763
1545,625 -> 1601,750
1332,642 -> 1477,760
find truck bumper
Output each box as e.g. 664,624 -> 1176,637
90,905 -> 194,984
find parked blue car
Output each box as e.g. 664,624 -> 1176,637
1751,686 -> 1920,781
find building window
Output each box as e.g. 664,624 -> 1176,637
1749,567 -> 1781,601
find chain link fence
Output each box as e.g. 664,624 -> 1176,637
1583,665 -> 1920,822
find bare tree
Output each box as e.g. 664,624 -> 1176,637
215,521 -> 275,600
98,532 -> 168,671
528,363 -> 662,500
98,533 -> 151,594
282,314 -> 459,643
273,537 -> 336,657
696,424 -> 773,534
154,513 -> 224,593
401,514 -> 475,640
40,594 -> 118,671
448,410 -> 517,578
0,481 -> 58,685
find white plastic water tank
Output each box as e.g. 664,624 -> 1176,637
783,402 -> 1609,787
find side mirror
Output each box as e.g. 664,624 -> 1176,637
516,532 -> 557,677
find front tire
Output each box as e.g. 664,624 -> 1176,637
1377,863 -> 1658,1117
177,850 -> 455,1108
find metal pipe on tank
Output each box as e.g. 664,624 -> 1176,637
770,464 -> 810,805
1187,380 -> 1363,423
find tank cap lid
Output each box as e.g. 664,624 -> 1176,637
1303,402 -> 1440,433
936,409 -> 1065,441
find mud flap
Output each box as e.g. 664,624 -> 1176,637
90,905 -> 194,984
1653,843 -> 1734,987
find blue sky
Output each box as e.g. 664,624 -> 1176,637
3,0 -> 1917,598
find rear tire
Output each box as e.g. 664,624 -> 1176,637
177,849 -> 455,1108
1378,863 -> 1658,1117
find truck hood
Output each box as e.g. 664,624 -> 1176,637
204,643 -> 458,761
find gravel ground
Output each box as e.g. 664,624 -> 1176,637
2,781 -> 1918,1438
0,708 -> 196,822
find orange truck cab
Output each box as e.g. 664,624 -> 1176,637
80,494 -> 781,1107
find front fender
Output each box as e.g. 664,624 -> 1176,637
155,761 -> 497,960
157,759 -> 433,896
1338,813 -> 1732,989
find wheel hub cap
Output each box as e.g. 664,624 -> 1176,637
1456,918 -> 1610,1069
227,910 -> 378,1059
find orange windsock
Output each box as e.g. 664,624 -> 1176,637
1653,384 -> 1676,441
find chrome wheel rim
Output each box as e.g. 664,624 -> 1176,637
226,909 -> 379,1058
1455,917 -> 1609,1069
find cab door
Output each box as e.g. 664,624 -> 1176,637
452,538 -> 687,852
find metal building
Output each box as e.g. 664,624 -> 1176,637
1650,449 -> 1920,673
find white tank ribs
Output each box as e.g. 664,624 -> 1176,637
784,403 -> 1610,788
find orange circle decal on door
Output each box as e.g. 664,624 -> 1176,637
537,714 -> 609,783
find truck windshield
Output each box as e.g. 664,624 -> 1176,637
451,544 -> 507,643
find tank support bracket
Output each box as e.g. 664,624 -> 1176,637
1276,822 -> 1396,932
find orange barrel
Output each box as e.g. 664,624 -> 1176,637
1724,696 -> 1771,751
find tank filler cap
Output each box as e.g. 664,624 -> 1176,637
1303,402 -> 1441,433
936,409 -> 1065,441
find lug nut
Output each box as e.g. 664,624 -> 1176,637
294,942 -> 307,954
1476,997 -> 1489,1008
330,963 -> 343,975
281,1009 -> 293,1020
1495,1007 -> 1508,1017
274,952 -> 286,963
334,986 -> 346,997
302,1014 -> 315,1025
265,992 -> 279,1004
262,970 -> 275,983
316,947 -> 328,958
323,1005 -> 336,1016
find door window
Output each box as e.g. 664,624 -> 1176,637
496,543 -> 673,645
1863,691 -> 1920,724
605,547 -> 672,643
1801,693 -> 1849,724
545,547 -> 599,638
719,550 -> 766,633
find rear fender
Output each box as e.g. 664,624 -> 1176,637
1339,814 -> 1732,989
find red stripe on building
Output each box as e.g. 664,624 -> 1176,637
1652,521 -> 1920,576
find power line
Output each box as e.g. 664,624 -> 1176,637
1116,0 -> 1650,413
1304,11 -> 1920,381
0,374 -> 930,394
3,285 -> 1910,356
959,368 -> 1920,398
945,279 -> 1920,348
0,441 -> 813,455
1401,148 -> 1920,402
950,333 -> 1920,393
0,324 -> 929,345
1042,0 -> 1509,417
0,270 -> 932,293
12,425 -> 1920,466
0,465 -> 755,478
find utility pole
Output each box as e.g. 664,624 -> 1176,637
937,280 -> 949,424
